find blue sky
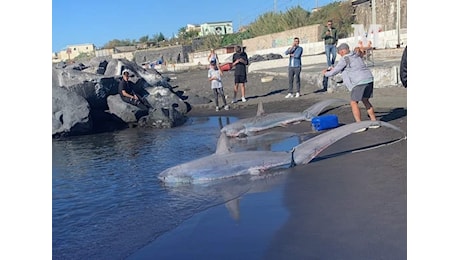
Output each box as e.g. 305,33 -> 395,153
52,0 -> 337,53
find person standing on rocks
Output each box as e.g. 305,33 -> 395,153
322,43 -> 379,133
118,70 -> 152,110
284,37 -> 303,98
208,60 -> 229,111
232,45 -> 248,103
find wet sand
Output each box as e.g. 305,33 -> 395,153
129,68 -> 407,259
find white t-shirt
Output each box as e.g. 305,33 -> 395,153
208,68 -> 223,89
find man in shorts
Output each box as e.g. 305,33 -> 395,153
231,45 -> 248,103
323,43 -> 379,132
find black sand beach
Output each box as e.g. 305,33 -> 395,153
129,68 -> 407,259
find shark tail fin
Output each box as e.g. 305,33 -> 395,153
215,133 -> 232,154
256,101 -> 265,116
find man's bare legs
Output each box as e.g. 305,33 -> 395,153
233,84 -> 239,101
233,83 -> 246,102
350,100 -> 362,122
350,99 -> 377,122
362,98 -> 377,121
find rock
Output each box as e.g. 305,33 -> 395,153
107,95 -> 149,123
52,58 -> 191,138
52,85 -> 92,138
261,76 -> 274,83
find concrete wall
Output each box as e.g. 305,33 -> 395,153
190,48 -> 235,65
133,45 -> 192,65
353,0 -> 407,31
243,25 -> 322,53
247,30 -> 407,72
112,52 -> 134,61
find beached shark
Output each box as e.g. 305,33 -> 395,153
220,98 -> 348,137
157,120 -> 406,184
226,131 -> 316,152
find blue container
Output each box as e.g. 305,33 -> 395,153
311,114 -> 339,131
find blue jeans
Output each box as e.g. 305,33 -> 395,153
325,44 -> 337,67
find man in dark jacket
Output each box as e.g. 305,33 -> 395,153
400,46 -> 407,88
321,20 -> 339,69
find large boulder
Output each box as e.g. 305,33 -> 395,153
52,85 -> 92,138
52,58 -> 190,138
106,95 -> 149,123
138,107 -> 188,128
107,95 -> 187,128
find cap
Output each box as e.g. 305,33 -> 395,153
337,43 -> 350,51
122,70 -> 130,76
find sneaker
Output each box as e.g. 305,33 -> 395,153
224,105 -> 229,110
295,92 -> 300,98
215,106 -> 220,111
285,93 -> 293,98
231,99 -> 237,104
353,127 -> 368,133
242,97 -> 247,102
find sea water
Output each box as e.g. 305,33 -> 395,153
52,116 -> 303,259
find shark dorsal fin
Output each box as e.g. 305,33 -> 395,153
215,133 -> 232,154
256,102 -> 265,116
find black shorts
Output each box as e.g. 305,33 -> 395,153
350,82 -> 373,101
234,75 -> 247,84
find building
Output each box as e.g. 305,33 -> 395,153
186,24 -> 201,33
199,21 -> 233,36
55,43 -> 96,61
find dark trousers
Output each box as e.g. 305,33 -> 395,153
213,88 -> 227,107
322,75 -> 329,91
121,95 -> 151,110
288,67 -> 301,93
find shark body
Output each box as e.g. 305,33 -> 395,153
220,98 -> 348,137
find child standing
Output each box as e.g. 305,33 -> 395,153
208,60 -> 229,111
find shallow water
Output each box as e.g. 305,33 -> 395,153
52,116 -> 304,259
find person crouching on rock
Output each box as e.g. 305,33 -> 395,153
119,70 -> 152,110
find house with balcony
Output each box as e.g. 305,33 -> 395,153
199,21 -> 233,36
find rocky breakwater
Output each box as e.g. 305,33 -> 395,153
52,58 -> 191,138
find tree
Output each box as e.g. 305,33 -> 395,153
176,26 -> 200,45
100,1 -> 356,50
152,33 -> 165,43
139,35 -> 150,43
